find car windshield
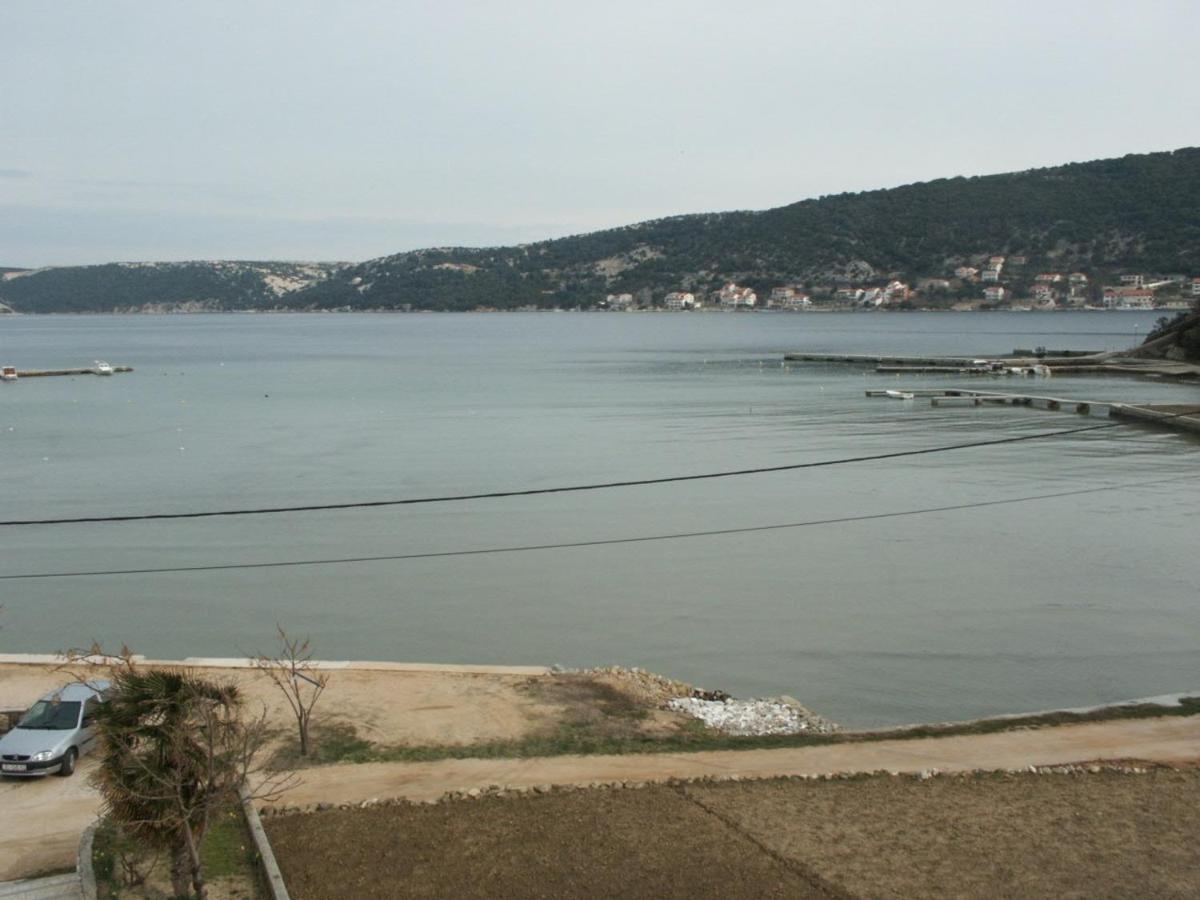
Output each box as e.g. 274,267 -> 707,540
17,699 -> 81,730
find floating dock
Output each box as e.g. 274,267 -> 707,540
784,350 -> 1107,367
786,350 -> 1198,381
3,366 -> 133,378
865,388 -> 1200,435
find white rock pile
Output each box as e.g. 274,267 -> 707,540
667,696 -> 840,736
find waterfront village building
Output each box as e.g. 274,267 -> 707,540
883,281 -> 911,303
1009,255 -> 1028,266
835,287 -> 865,303
605,293 -> 634,310
768,286 -> 812,309
1102,287 -> 1155,309
718,283 -> 757,308
981,268 -> 1002,283
1031,283 -> 1058,304
983,286 -> 1008,302
1119,274 -> 1145,287
987,255 -> 1006,269
861,287 -> 885,307
779,293 -> 813,309
1192,277 -> 1200,297
664,291 -> 697,310
1069,272 -> 1089,286
954,266 -> 979,280
1034,273 -> 1064,283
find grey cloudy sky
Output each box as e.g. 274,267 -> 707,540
2,0 -> 1198,266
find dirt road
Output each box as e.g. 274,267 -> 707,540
274,714 -> 1200,807
0,758 -> 99,882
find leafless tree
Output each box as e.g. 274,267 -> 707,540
252,624 -> 330,757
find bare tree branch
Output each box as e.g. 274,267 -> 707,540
252,624 -> 330,757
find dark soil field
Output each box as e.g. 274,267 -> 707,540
265,769 -> 1200,899
265,787 -> 825,899
686,768 -> 1200,899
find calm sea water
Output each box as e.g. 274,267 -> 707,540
2,311 -> 1197,727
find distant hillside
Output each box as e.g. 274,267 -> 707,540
0,261 -> 343,313
3,147 -> 1199,313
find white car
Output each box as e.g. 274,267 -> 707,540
0,680 -> 110,777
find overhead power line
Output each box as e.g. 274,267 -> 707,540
0,474 -> 1186,581
0,420 -> 1125,527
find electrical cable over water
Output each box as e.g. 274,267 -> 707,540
1,474 -> 1188,581
0,419 -> 1126,527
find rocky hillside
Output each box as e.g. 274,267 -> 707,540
0,260 -> 343,313
1132,304 -> 1200,362
3,146 -> 1198,313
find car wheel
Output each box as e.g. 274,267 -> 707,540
57,748 -> 77,777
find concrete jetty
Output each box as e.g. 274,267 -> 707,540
784,350 -> 1108,367
1108,404 -> 1200,435
4,365 -> 133,378
786,350 -> 1199,381
866,387 -> 1200,435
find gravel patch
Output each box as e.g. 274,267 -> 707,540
667,696 -> 840,736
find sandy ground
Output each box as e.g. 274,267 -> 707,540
4,659 -> 1200,884
0,661 -> 560,882
272,714 -> 1200,807
0,756 -> 99,884
0,662 -> 553,749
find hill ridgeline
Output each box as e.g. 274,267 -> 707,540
2,147 -> 1199,315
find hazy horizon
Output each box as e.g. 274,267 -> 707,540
4,1 -> 1199,267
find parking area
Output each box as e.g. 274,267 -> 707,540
0,757 -> 100,880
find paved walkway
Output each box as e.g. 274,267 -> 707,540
274,715 -> 1200,807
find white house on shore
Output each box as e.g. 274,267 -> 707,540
1030,283 -> 1058,305
718,283 -> 757,308
1102,287 -> 1155,309
605,293 -> 634,310
664,291 -> 697,310
768,286 -> 811,309
983,285 -> 1008,302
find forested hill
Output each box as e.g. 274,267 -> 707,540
3,147 -> 1199,313
0,261 -> 343,313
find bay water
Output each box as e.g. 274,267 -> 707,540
1,311 -> 1196,727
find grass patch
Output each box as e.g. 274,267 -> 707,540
270,688 -> 1200,769
92,805 -> 265,898
200,805 -> 258,881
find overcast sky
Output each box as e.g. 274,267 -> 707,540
2,0 -> 1198,267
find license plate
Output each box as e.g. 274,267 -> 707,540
1,763 -> 27,772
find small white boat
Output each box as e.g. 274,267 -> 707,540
93,360 -> 114,375
1031,364 -> 1052,377
884,389 -> 915,400
1,365 -> 16,382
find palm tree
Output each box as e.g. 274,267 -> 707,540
95,668 -> 254,900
